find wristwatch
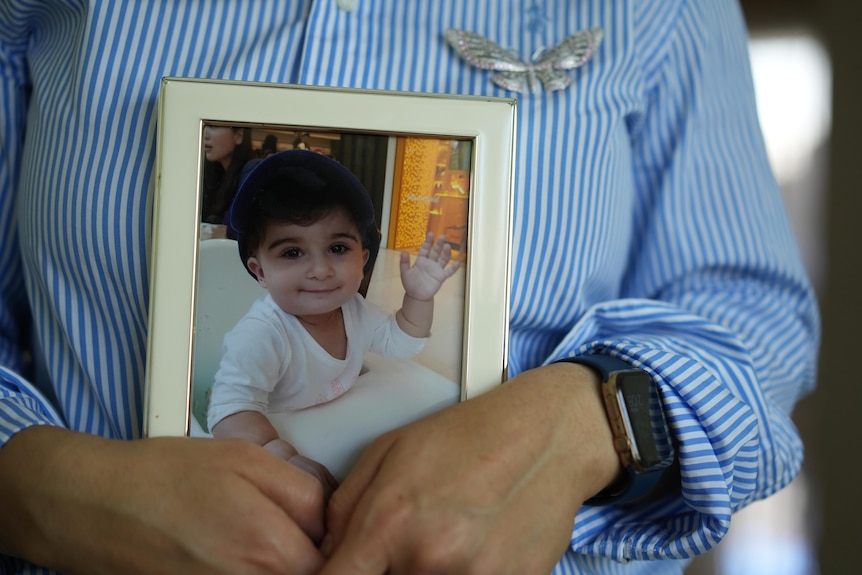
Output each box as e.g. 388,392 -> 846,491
557,354 -> 675,505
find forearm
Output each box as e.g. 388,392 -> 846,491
508,362 -> 621,504
211,410 -> 279,445
210,410 -> 297,458
395,294 -> 433,338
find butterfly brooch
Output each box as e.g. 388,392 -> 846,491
443,27 -> 604,94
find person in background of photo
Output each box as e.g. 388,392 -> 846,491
201,125 -> 255,224
293,132 -> 311,150
261,133 -> 279,158
207,150 -> 459,502
0,2 -> 820,574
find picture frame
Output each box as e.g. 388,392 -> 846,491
144,78 -> 515,479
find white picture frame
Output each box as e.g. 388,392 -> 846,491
144,78 -> 515,479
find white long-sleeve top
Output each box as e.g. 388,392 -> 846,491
207,293 -> 427,428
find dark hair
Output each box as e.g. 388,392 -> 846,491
231,151 -> 380,278
261,134 -> 278,156
201,127 -> 255,224
244,181 -> 379,261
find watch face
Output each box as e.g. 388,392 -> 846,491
615,371 -> 674,472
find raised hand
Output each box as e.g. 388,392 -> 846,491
399,233 -> 461,302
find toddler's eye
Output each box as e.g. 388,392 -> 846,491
330,244 -> 348,255
282,248 -> 302,258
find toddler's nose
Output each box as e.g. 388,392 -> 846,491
307,255 -> 334,279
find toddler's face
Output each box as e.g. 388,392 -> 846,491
246,208 -> 370,321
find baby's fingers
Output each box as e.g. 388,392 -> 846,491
417,232 -> 435,258
429,234 -> 452,262
443,259 -> 461,279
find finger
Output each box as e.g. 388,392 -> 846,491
399,251 -> 411,275
427,234 -> 446,261
322,468 -> 340,504
268,511 -> 328,574
443,260 -> 461,279
238,447 -> 327,543
325,433 -> 396,548
437,241 -> 452,265
313,461 -> 339,504
417,233 -> 434,258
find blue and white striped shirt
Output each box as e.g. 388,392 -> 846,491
0,1 -> 819,573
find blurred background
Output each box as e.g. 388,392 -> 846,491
685,0 -> 860,574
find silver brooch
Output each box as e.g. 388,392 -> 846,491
443,27 -> 604,94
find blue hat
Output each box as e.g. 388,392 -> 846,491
227,149 -> 380,277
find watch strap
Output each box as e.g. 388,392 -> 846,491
558,353 -> 634,381
556,354 -> 666,505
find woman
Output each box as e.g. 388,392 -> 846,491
201,125 -> 255,224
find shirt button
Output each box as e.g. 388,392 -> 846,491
335,0 -> 357,12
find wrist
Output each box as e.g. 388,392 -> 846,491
540,362 -> 624,503
211,410 -> 279,446
556,355 -> 676,505
402,292 -> 433,304
395,298 -> 433,338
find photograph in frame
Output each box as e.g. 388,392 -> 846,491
145,79 -> 516,480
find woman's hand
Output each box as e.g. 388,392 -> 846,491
0,426 -> 327,575
319,362 -> 620,575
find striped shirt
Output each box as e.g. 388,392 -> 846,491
0,1 -> 819,573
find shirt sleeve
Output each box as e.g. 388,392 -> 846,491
0,2 -> 67,446
207,314 -> 291,430
350,295 -> 428,360
558,0 -> 819,562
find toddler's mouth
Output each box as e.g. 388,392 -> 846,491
302,287 -> 339,294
